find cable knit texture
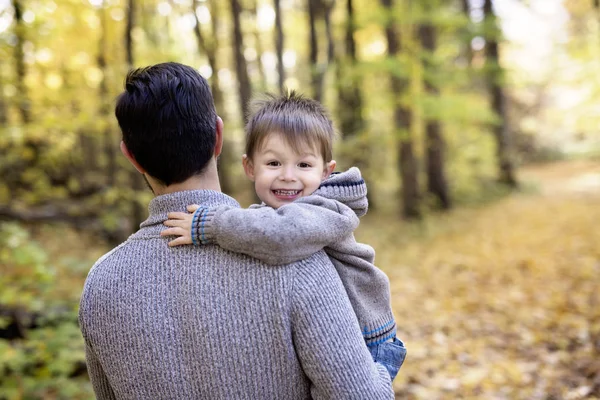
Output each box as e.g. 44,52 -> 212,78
79,189 -> 394,399
190,168 -> 396,345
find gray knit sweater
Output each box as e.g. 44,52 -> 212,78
79,190 -> 394,399
190,168 -> 396,345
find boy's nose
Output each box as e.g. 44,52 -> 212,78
279,167 -> 297,181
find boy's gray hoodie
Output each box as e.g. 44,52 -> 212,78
191,167 -> 396,345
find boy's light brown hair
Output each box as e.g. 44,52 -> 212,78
244,91 -> 335,162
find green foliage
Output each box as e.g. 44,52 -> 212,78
0,322 -> 93,400
443,121 -> 499,205
0,223 -> 54,310
0,223 -> 93,399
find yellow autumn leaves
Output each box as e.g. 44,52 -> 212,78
358,160 -> 600,399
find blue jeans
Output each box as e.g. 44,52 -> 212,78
368,337 -> 407,381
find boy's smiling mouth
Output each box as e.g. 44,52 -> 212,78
272,189 -> 302,199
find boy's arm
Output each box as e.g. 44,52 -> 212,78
291,253 -> 394,399
163,197 -> 360,265
161,167 -> 369,264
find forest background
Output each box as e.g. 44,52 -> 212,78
1,0 -> 599,398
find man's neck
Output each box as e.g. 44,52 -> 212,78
149,161 -> 222,196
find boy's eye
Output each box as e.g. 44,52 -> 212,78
267,161 -> 281,167
298,162 -> 312,168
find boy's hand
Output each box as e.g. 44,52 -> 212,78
161,204 -> 200,247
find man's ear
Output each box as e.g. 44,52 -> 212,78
214,116 -> 224,158
242,154 -> 255,182
120,141 -> 146,174
322,160 -> 336,179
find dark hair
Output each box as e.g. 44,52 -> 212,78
245,91 -> 335,162
115,62 -> 217,186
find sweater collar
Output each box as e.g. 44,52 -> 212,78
139,190 -> 239,231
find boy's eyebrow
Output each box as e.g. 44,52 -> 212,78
260,148 -> 280,156
261,147 -> 319,158
299,152 -> 318,158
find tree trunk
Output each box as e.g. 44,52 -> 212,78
398,141 -> 420,218
0,83 -> 6,124
249,0 -> 267,91
0,55 -> 6,124
307,0 -> 322,101
323,1 -> 334,64
193,0 -> 234,195
98,2 -> 116,187
230,0 -> 259,202
483,0 -> 517,187
307,0 -> 333,102
207,0 -> 223,114
418,20 -> 451,210
12,0 -> 40,178
125,0 -> 134,68
336,0 -> 374,207
273,0 -> 285,94
229,0 -> 252,122
381,0 -> 421,219
0,66 -> 10,193
12,0 -> 30,124
209,0 -> 235,195
63,62 -> 98,188
337,0 -> 365,153
337,0 -> 363,135
460,0 -> 473,65
125,0 -> 146,231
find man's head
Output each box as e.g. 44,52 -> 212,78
242,91 -> 336,208
115,62 -> 222,189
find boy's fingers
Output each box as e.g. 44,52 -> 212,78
168,237 -> 192,247
187,204 -> 200,212
167,212 -> 189,220
161,227 -> 186,237
161,227 -> 175,236
163,219 -> 186,228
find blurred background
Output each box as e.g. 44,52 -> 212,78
0,0 -> 599,398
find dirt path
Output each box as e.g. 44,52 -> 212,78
359,159 -> 600,399
519,159 -> 600,197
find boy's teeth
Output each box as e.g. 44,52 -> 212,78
275,190 -> 299,195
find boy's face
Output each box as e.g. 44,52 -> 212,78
243,133 -> 335,209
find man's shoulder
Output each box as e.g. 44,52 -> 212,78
85,241 -> 131,283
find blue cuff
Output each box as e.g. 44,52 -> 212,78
369,337 -> 407,381
191,207 -> 206,246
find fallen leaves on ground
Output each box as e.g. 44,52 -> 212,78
357,161 -> 600,399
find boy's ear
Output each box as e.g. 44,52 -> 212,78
120,141 -> 147,174
242,154 -> 255,182
322,160 -> 336,179
213,116 -> 224,158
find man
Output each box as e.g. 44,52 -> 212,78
79,62 -> 395,399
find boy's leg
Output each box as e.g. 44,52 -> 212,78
368,337 -> 407,381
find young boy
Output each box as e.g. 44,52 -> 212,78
162,91 -> 406,380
